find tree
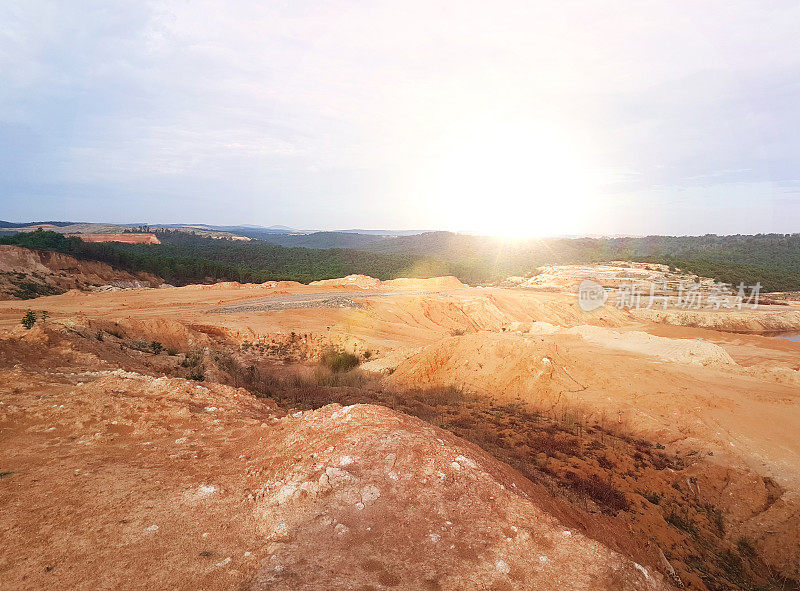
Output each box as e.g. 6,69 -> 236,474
21,311 -> 37,329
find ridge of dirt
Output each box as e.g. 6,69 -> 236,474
0,245 -> 162,299
0,332 -> 668,590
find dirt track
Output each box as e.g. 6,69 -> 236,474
209,289 -> 462,313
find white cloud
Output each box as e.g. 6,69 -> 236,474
0,0 -> 798,232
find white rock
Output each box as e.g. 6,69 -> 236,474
455,455 -> 477,469
361,484 -> 381,503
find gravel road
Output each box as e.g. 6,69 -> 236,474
208,289 -> 455,313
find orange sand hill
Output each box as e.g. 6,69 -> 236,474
0,340 -> 665,590
67,232 -> 161,244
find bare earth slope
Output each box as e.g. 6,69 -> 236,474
2,271 -> 800,588
0,245 -> 162,299
0,340 -> 663,590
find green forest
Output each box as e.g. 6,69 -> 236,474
0,230 -> 465,285
3,229 -> 799,291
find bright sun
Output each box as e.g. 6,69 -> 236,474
420,118 -> 597,238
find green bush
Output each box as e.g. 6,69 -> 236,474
21,311 -> 37,329
319,347 -> 359,372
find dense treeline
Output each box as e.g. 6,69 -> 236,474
3,229 -> 799,291
0,230 -> 465,285
357,231 -> 800,291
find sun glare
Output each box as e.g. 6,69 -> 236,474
421,119 -> 596,238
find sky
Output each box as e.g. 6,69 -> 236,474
1,0 -> 799,236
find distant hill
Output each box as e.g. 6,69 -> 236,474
0,220 -> 74,228
3,221 -> 249,241
0,221 -> 427,241
4,224 -> 799,290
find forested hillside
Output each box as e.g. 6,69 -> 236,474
3,229 -> 799,291
0,230 -> 462,285
354,232 -> 800,291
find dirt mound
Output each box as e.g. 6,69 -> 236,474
633,307 -> 800,334
249,403 -> 665,590
308,275 -> 468,290
518,262 -> 708,292
0,356 -> 665,590
66,232 -> 161,244
382,275 -> 467,290
309,274 -> 383,289
0,245 -> 161,299
386,332 -> 579,402
564,325 -> 736,367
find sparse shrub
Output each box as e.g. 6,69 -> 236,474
180,349 -> 204,368
180,349 -> 205,380
21,311 -> 37,329
424,385 -> 463,407
9,280 -> 62,299
449,328 -> 465,336
166,347 -> 178,356
640,490 -> 663,505
718,549 -> 743,581
665,510 -> 698,535
312,367 -> 367,388
96,330 -> 104,341
105,324 -> 125,339
563,472 -> 629,513
363,350 -> 372,359
704,503 -> 724,533
150,341 -> 163,354
737,537 -> 756,558
39,310 -> 49,322
319,346 -> 359,372
596,455 -> 615,470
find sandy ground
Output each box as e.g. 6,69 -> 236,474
64,232 -> 161,244
1,280 -> 798,491
0,348 -> 665,590
2,274 -> 800,587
